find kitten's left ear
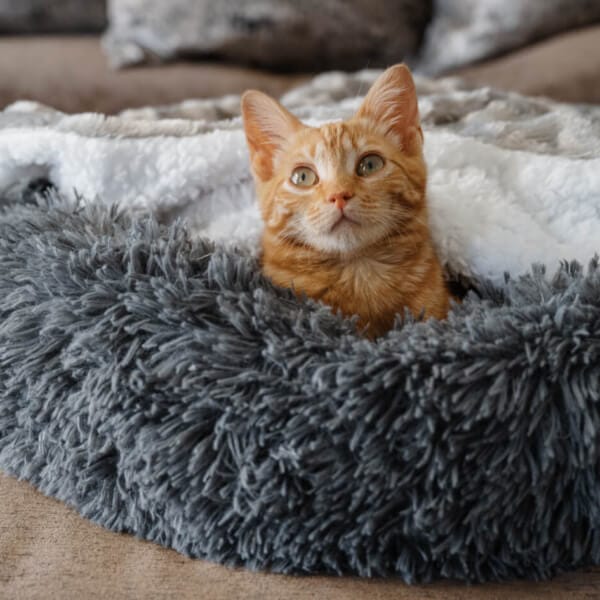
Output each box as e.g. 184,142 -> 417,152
241,90 -> 303,181
356,64 -> 423,154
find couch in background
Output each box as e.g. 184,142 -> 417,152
1,0 -> 600,113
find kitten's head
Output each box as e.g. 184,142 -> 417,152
241,64 -> 426,254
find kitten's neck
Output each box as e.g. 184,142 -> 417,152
261,225 -> 449,336
261,222 -> 437,302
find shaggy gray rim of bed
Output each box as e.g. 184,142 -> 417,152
0,196 -> 599,583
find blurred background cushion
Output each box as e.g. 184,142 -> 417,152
416,0 -> 600,75
449,25 -> 600,105
0,0 -> 106,33
103,0 -> 432,71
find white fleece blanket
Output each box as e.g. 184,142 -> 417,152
1,71 -> 599,286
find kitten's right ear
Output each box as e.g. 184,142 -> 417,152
241,90 -> 302,181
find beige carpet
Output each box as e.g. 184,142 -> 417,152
1,472 -> 599,599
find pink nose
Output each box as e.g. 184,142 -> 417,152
328,191 -> 352,210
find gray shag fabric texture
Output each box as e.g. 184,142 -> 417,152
1,196 -> 599,582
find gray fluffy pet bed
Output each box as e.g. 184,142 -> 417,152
0,196 -> 599,582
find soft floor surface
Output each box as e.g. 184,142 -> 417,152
3,473 -> 600,600
0,198 -> 599,582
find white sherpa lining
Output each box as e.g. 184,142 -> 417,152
0,72 -> 599,286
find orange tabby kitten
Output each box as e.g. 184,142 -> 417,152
241,64 -> 450,337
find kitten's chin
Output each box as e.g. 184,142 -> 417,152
330,214 -> 359,232
303,225 -> 379,255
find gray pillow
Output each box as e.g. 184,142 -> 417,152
0,0 -> 106,33
416,0 -> 600,75
103,0 -> 432,71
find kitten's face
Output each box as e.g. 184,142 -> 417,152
262,121 -> 425,253
242,64 -> 426,255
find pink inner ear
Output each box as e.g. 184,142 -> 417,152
356,64 -> 421,152
241,91 -> 302,181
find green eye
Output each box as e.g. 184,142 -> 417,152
356,154 -> 384,177
290,166 -> 318,187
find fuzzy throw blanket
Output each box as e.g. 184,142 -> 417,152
1,71 -> 599,287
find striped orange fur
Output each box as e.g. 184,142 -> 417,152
241,64 -> 450,338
